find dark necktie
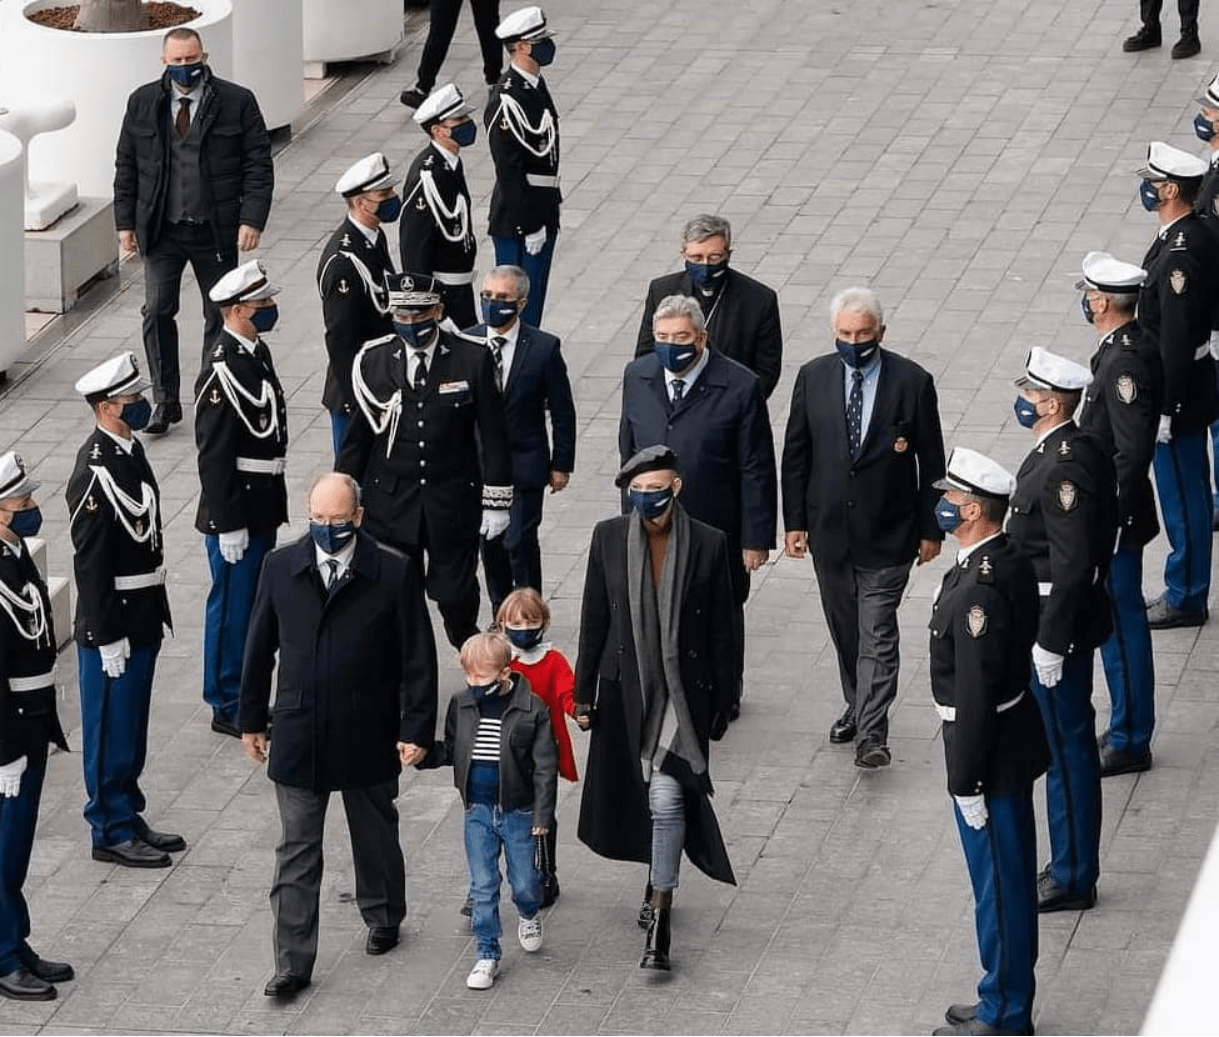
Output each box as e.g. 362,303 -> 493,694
413,351 -> 428,390
325,559 -> 339,589
176,97 -> 191,138
847,370 -> 864,457
490,337 -> 506,392
671,378 -> 686,404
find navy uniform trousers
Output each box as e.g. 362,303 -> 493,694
1153,430 -> 1212,613
1101,545 -> 1155,754
492,236 -> 556,331
0,741 -> 48,975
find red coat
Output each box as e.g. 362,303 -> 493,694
511,649 -> 577,782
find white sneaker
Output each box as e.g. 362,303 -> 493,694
466,958 -> 499,990
518,914 -> 543,952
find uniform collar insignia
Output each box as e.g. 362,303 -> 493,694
341,232 -> 351,247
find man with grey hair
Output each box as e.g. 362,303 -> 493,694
781,286 -> 945,768
634,215 -> 783,399
620,293 -> 777,718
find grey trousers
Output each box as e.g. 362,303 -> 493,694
812,556 -> 912,746
271,779 -> 406,979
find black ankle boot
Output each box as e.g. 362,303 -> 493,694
640,906 -> 671,970
637,881 -> 654,929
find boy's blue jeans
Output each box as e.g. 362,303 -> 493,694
464,802 -> 542,959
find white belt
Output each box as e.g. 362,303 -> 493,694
114,567 -> 166,591
935,691 -> 1025,723
1038,581 -> 1053,597
9,668 -> 56,692
526,173 -> 560,188
236,457 -> 286,475
1196,343 -> 1211,362
433,270 -> 476,286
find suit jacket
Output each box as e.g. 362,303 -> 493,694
780,348 -> 946,569
65,429 -> 172,648
484,67 -> 561,237
193,330 -> 289,535
619,351 -> 776,551
399,144 -> 477,278
238,531 -> 438,791
463,321 -> 576,489
633,268 -> 783,399
317,218 -> 397,414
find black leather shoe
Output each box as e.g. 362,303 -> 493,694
0,967 -> 56,1001
19,949 -> 73,984
1099,744 -> 1152,777
829,708 -> 857,744
637,882 -> 654,930
264,974 -> 310,998
855,741 -> 891,769
140,827 -> 187,853
946,1003 -> 979,1024
399,87 -> 428,109
1172,31 -> 1201,58
91,839 -> 171,868
1123,24 -> 1162,50
365,926 -> 400,955
144,402 -> 182,435
210,715 -> 241,739
933,1019 -> 1033,1036
1146,596 -> 1208,629
1037,872 -> 1096,913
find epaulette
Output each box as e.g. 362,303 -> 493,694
1169,229 -> 1189,251
1056,438 -> 1073,461
977,554 -> 995,585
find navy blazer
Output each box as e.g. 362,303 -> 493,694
464,321 -> 577,490
618,350 -> 776,551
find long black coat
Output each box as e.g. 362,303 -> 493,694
238,532 -> 438,792
574,512 -> 737,885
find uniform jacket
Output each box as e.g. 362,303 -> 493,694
0,540 -> 68,766
66,430 -> 172,649
928,534 -> 1050,797
113,67 -> 273,256
238,531 -> 438,792
399,144 -> 477,278
1077,319 -> 1161,549
1007,422 -> 1118,657
193,330 -> 288,536
484,67 -> 561,237
1139,213 -> 1219,432
1193,158 -> 1219,330
421,672 -> 557,829
317,218 -> 397,414
780,348 -> 946,569
337,329 -> 513,551
574,512 -> 737,885
463,321 -> 576,489
633,268 -> 783,399
619,350 -> 776,552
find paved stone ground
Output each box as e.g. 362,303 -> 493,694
2,0 -> 1218,1033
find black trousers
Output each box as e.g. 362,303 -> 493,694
1141,0 -> 1199,31
414,0 -> 503,91
481,486 -> 544,615
141,221 -> 235,405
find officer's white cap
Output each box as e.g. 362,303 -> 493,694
74,351 -> 148,404
335,152 -> 399,197
1014,346 -> 1093,393
1197,72 -> 1219,108
0,452 -> 39,500
1136,140 -> 1208,180
1074,250 -> 1147,293
933,447 -> 1015,500
414,84 -> 475,127
496,5 -> 553,42
209,258 -> 281,306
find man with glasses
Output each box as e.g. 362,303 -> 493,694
635,214 -> 783,400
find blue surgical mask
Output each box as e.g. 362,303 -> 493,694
482,298 -> 518,328
1196,113 -> 1216,142
628,487 -> 674,521
395,319 -> 437,347
450,120 -> 477,147
122,399 -> 152,431
685,258 -> 729,293
934,497 -> 963,535
8,507 -> 42,539
250,304 -> 278,333
530,38 -> 556,66
836,338 -> 879,369
505,626 -> 544,650
1080,294 -> 1095,324
1139,180 -> 1162,212
653,341 -> 698,373
167,62 -> 205,88
310,519 -> 356,555
375,195 -> 403,223
1013,396 -> 1040,428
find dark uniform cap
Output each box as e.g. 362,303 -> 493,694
0,452 -> 39,500
386,272 -> 442,310
615,445 -> 679,488
933,447 -> 1015,500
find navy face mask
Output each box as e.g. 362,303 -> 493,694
482,298 -> 518,328
685,258 -> 729,293
375,195 -> 403,223
1013,396 -> 1040,428
251,304 -> 279,333
530,38 -> 556,66
310,519 -> 356,555
167,62 -> 204,88
467,678 -> 503,700
395,319 -> 437,347
1080,294 -> 1095,324
505,626 -> 544,650
835,338 -> 879,368
450,120 -> 477,147
1196,112 -> 1216,142
628,487 -> 674,521
1139,180 -> 1162,212
8,507 -> 42,539
934,497 -> 963,534
121,399 -> 153,431
653,341 -> 698,373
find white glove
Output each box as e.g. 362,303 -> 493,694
954,794 -> 988,830
0,755 -> 26,798
100,637 -> 130,678
1032,643 -> 1064,688
524,226 -> 547,255
1157,415 -> 1173,445
219,528 -> 249,564
480,509 -> 511,540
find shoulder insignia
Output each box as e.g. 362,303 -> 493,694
1057,439 -> 1072,458
89,443 -> 101,461
338,279 -> 350,295
966,605 -> 988,638
1170,269 -> 1187,294
85,495 -> 98,513
1172,231 -> 1187,250
1116,373 -> 1137,404
978,555 -> 995,584
392,348 -> 402,360
340,232 -> 351,247
209,388 -> 222,406
1120,332 -> 1133,347
213,343 -> 225,358
424,154 -> 434,167
1058,480 -> 1078,511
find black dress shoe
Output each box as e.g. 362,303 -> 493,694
0,967 -> 56,1001
144,402 -> 182,435
19,949 -> 74,984
933,1019 -> 1033,1036
210,715 -> 242,739
140,827 -> 187,853
91,839 -> 171,869
855,741 -> 891,769
1146,597 -> 1208,629
1099,744 -> 1152,777
1037,872 -> 1096,913
1123,24 -> 1162,50
264,974 -> 310,998
399,86 -> 428,109
829,707 -> 857,744
1172,31 -> 1201,58
946,1003 -> 979,1024
365,926 -> 400,955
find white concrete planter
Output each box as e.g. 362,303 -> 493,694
302,0 -> 401,64
0,129 -> 27,373
0,0 -> 234,199
231,0 -> 301,131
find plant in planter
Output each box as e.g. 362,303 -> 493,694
75,0 -> 149,31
